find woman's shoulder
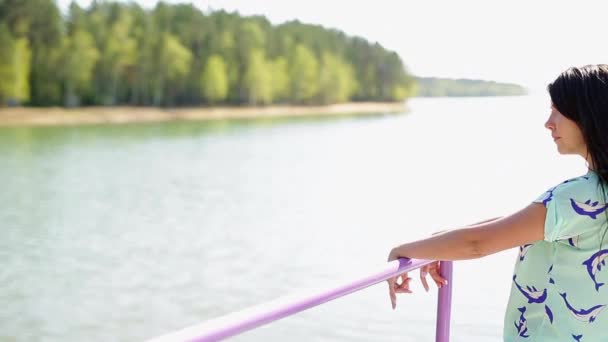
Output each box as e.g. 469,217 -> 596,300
534,171 -> 602,207
551,171 -> 599,194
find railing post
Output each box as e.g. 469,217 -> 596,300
435,261 -> 453,342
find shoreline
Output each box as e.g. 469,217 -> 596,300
0,102 -> 407,128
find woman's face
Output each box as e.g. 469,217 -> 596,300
544,105 -> 587,157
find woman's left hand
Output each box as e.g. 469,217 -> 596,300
387,248 -> 412,310
387,248 -> 448,309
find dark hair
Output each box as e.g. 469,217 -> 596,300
547,64 -> 608,248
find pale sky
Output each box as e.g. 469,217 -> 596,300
57,0 -> 608,93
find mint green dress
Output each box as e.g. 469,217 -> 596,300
503,170 -> 608,341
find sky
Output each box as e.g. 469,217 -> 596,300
56,0 -> 608,93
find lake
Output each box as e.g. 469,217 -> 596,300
0,95 -> 588,341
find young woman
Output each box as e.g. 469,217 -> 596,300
387,64 -> 608,341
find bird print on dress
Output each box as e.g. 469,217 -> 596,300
519,244 -> 533,261
537,188 -> 555,206
572,333 -> 583,341
535,177 -> 577,206
558,234 -> 580,248
544,304 -> 554,324
570,199 -> 608,219
513,275 -> 547,304
582,249 -> 608,291
548,264 -> 555,284
559,292 -> 606,323
514,306 -> 530,338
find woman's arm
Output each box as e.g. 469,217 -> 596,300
388,204 -> 545,309
465,216 -> 504,226
431,216 -> 503,236
391,203 -> 546,261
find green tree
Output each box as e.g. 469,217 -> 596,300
0,0 -> 63,105
60,29 -> 99,106
318,52 -> 357,104
152,32 -> 192,106
270,57 -> 289,102
201,54 -> 229,104
0,24 -> 31,105
288,44 -> 319,103
234,21 -> 266,102
96,9 -> 137,104
12,38 -> 32,104
217,30 -> 240,101
243,49 -> 273,105
0,24 -> 15,103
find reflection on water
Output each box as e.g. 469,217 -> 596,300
0,96 -> 587,342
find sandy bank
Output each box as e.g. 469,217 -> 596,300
0,102 -> 407,128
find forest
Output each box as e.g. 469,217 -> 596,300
0,0 -> 417,107
414,77 -> 527,97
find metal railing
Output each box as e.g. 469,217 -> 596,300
148,258 -> 453,342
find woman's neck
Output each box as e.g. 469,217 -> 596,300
586,157 -> 596,172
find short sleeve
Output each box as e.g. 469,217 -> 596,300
533,178 -> 607,242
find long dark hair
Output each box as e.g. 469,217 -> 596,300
547,64 -> 608,248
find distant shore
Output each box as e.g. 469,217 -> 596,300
0,102 -> 407,128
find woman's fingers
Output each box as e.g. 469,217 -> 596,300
420,265 -> 430,292
395,274 -> 412,293
429,261 -> 448,287
388,273 -> 413,309
388,260 -> 452,310
387,276 -> 397,309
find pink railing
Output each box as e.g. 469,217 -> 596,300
148,258 -> 453,342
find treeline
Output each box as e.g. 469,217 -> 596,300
414,77 -> 527,97
0,0 -> 416,107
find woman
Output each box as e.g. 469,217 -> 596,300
387,64 -> 608,340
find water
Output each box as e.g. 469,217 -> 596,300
0,96 -> 588,342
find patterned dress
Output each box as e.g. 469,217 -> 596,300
503,170 -> 608,341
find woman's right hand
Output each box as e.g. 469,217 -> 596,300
419,261 -> 447,291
